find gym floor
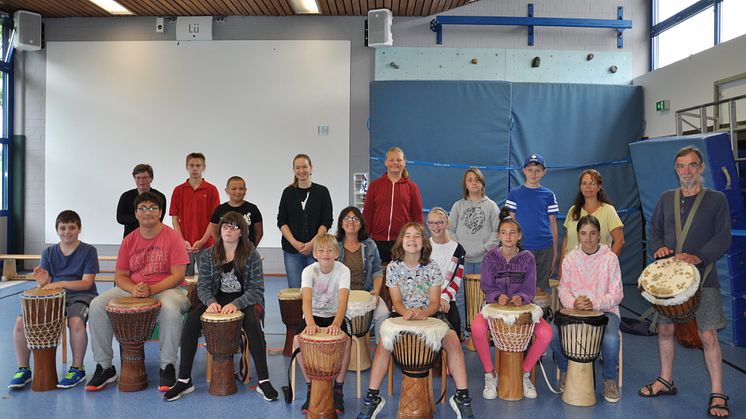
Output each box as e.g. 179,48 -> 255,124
0,278 -> 743,418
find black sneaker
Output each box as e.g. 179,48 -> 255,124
159,364 -> 176,392
163,378 -> 194,401
257,380 -> 279,401
85,364 -> 117,391
449,394 -> 475,419
334,386 -> 345,414
357,393 -> 385,419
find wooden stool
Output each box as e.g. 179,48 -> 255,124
555,330 -> 623,388
549,279 -> 560,312
350,332 -> 372,398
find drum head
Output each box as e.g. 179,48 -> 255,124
299,328 -> 347,342
185,276 -> 198,284
277,288 -> 302,300
559,308 -> 603,318
108,297 -> 159,309
348,290 -> 374,304
22,287 -> 65,298
639,259 -> 699,298
201,311 -> 244,322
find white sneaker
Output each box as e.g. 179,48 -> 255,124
482,373 -> 498,399
523,372 -> 537,399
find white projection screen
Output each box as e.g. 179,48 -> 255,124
45,40 -> 350,246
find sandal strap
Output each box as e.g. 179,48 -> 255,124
709,393 -> 729,403
656,376 -> 675,390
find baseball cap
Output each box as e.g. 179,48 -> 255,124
523,154 -> 545,168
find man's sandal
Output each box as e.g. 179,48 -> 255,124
707,393 -> 729,417
638,376 -> 677,397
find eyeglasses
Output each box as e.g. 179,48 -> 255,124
136,206 -> 160,213
343,216 -> 360,223
580,181 -> 598,187
675,162 -> 701,170
427,221 -> 445,226
221,223 -> 240,231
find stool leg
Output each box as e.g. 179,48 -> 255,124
352,336 -> 361,398
387,358 -> 393,396
441,350 -> 447,404
618,332 -> 623,388
243,337 -> 251,384
61,318 -> 68,364
291,356 -> 296,401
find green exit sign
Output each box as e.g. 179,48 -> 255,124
656,100 -> 670,111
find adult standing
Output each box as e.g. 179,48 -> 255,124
363,147 -> 423,263
558,169 -> 624,277
638,146 -> 731,418
277,154 -> 333,288
335,206 -> 389,339
116,164 -> 167,238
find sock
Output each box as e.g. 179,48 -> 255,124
456,389 -> 470,399
259,379 -> 269,384
367,388 -> 380,398
523,371 -> 531,377
334,382 -> 344,391
71,365 -> 82,370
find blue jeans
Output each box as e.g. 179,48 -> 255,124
283,251 -> 316,289
551,312 -> 620,380
460,262 -> 482,336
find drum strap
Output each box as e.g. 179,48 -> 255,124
282,348 -> 302,403
673,188 -> 714,289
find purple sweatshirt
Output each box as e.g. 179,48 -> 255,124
480,246 -> 537,305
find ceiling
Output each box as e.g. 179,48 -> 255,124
0,0 -> 478,18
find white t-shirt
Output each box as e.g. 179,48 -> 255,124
430,239 -> 458,287
301,261 -> 351,318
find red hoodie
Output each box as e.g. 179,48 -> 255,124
363,173 -> 424,241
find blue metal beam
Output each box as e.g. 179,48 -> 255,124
430,5 -> 632,47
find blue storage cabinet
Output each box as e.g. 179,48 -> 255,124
629,132 -> 746,346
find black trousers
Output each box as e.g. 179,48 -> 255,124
178,295 -> 270,381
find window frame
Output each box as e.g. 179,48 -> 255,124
0,15 -> 12,217
650,0 -> 725,70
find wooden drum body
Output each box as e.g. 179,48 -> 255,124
298,329 -> 349,419
346,290 -> 376,371
555,308 -> 608,407
201,311 -> 244,396
380,317 -> 449,419
463,274 -> 484,352
639,259 -> 701,323
185,276 -> 199,310
278,288 -> 303,357
482,303 -> 542,401
105,297 -> 161,392
21,288 -> 66,392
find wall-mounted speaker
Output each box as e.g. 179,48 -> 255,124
13,10 -> 43,51
367,9 -> 392,48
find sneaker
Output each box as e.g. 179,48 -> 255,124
522,372 -> 537,399
357,393 -> 385,419
257,380 -> 279,401
58,367 -> 86,389
85,364 -> 117,391
8,368 -> 32,389
602,379 -> 620,403
159,364 -> 176,392
482,373 -> 497,400
163,378 -> 195,401
449,394 -> 475,419
334,386 -> 345,414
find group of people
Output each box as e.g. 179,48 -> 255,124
8,146 -> 732,418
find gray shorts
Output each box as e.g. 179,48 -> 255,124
529,247 -> 553,291
18,294 -> 95,323
657,287 -> 725,331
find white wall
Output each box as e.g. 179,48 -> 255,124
634,34 -> 746,138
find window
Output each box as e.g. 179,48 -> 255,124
655,7 -> 714,68
656,0 -> 701,23
721,0 -> 746,43
0,17 -> 10,213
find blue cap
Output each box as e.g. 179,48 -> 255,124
523,154 -> 545,168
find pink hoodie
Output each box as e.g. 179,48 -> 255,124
559,244 -> 623,317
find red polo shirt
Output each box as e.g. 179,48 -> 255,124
169,179 -> 220,247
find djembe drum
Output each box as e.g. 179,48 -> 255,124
380,317 -> 450,419
201,311 -> 244,396
298,328 -> 349,419
278,288 -> 303,357
463,274 -> 484,352
482,303 -> 543,401
555,308 -> 608,407
346,290 -> 376,371
639,259 -> 701,323
533,289 -> 551,318
105,297 -> 161,392
21,288 -> 66,391
185,276 -> 199,310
